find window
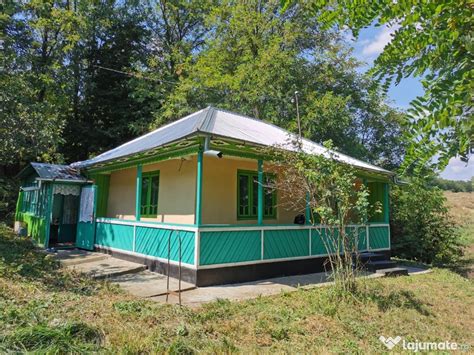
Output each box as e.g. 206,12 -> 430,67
237,170 -> 276,219
140,171 -> 159,217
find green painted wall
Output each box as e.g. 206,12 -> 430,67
136,226 -> 194,264
358,227 -> 368,251
95,223 -> 134,251
368,182 -> 388,222
94,174 -> 110,218
95,222 -> 195,265
368,226 -> 390,249
264,229 -> 309,260
200,230 -> 260,265
16,212 -> 48,247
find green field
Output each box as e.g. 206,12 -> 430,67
0,224 -> 473,353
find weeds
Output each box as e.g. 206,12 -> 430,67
0,225 -> 473,353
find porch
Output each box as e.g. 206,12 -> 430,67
93,217 -> 390,286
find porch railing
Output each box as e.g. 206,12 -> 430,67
94,218 -> 390,270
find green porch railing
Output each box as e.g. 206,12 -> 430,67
94,218 -> 390,270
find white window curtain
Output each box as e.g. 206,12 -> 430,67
79,187 -> 95,223
53,184 -> 81,196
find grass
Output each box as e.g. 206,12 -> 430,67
445,191 -> 474,278
0,224 -> 473,353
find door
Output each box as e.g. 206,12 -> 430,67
76,185 -> 97,250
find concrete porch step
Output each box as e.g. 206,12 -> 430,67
358,252 -> 388,263
55,249 -> 110,266
109,270 -> 195,298
366,260 -> 398,272
376,267 -> 409,277
67,257 -> 147,280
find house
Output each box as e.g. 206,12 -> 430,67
15,106 -> 393,286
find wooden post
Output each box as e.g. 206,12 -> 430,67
195,150 -> 203,226
135,164 -> 142,221
257,159 -> 263,225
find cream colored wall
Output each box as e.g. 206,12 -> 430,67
201,156 -> 303,225
106,156 -> 197,224
107,167 -> 136,219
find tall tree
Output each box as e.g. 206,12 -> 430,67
160,0 -> 406,167
1,0 -> 80,166
282,0 -> 474,172
60,1 -> 149,161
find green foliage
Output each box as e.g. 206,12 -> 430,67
282,0 -> 473,171
268,140 -> 377,293
429,177 -> 473,193
390,180 -> 463,265
158,0 -> 406,168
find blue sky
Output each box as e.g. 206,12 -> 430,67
347,25 -> 473,181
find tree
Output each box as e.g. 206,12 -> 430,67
60,1 -> 149,161
282,0 -> 473,172
267,140 -> 376,293
160,0 -> 407,168
390,179 -> 462,264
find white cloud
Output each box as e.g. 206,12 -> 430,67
361,25 -> 399,57
440,157 -> 474,181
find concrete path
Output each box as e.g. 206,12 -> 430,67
109,270 -> 195,298
55,250 -> 431,306
56,250 -> 146,279
150,271 -> 348,307
55,249 -> 109,266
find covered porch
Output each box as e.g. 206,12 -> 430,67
89,143 -> 391,286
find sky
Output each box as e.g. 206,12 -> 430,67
347,25 -> 473,181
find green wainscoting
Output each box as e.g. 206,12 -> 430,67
135,226 -> 194,265
200,230 -> 261,265
358,227 -> 368,251
311,228 -> 326,256
368,226 -> 390,250
16,212 -> 48,247
95,223 -> 134,251
264,229 -> 309,260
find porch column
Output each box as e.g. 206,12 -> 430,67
383,182 -> 390,223
195,150 -> 203,226
135,164 -> 142,221
257,159 -> 264,225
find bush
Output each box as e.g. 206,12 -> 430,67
390,180 -> 463,265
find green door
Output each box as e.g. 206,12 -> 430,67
76,185 -> 97,250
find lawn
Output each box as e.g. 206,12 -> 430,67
0,224 -> 473,353
445,191 -> 474,278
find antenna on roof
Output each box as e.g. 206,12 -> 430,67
292,91 -> 302,148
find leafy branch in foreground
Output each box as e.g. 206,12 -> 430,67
267,140 -> 380,293
281,0 -> 473,172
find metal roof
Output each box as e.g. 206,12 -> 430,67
17,163 -> 87,182
72,106 -> 394,175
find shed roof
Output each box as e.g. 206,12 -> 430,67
72,106 -> 394,176
17,163 -> 87,182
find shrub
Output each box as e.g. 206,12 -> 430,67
390,179 -> 462,265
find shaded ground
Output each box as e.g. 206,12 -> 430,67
0,224 -> 473,353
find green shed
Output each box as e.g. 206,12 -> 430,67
15,163 -> 90,248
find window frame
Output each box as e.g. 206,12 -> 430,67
140,170 -> 160,218
237,169 -> 277,220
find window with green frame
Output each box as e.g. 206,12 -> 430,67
140,171 -> 160,217
237,170 -> 276,219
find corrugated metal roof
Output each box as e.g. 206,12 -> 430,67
72,106 -> 394,175
24,163 -> 87,181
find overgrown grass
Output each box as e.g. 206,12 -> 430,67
0,223 -> 473,353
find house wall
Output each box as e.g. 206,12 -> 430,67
106,156 -> 197,224
201,156 -> 303,225
105,154 -> 302,226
